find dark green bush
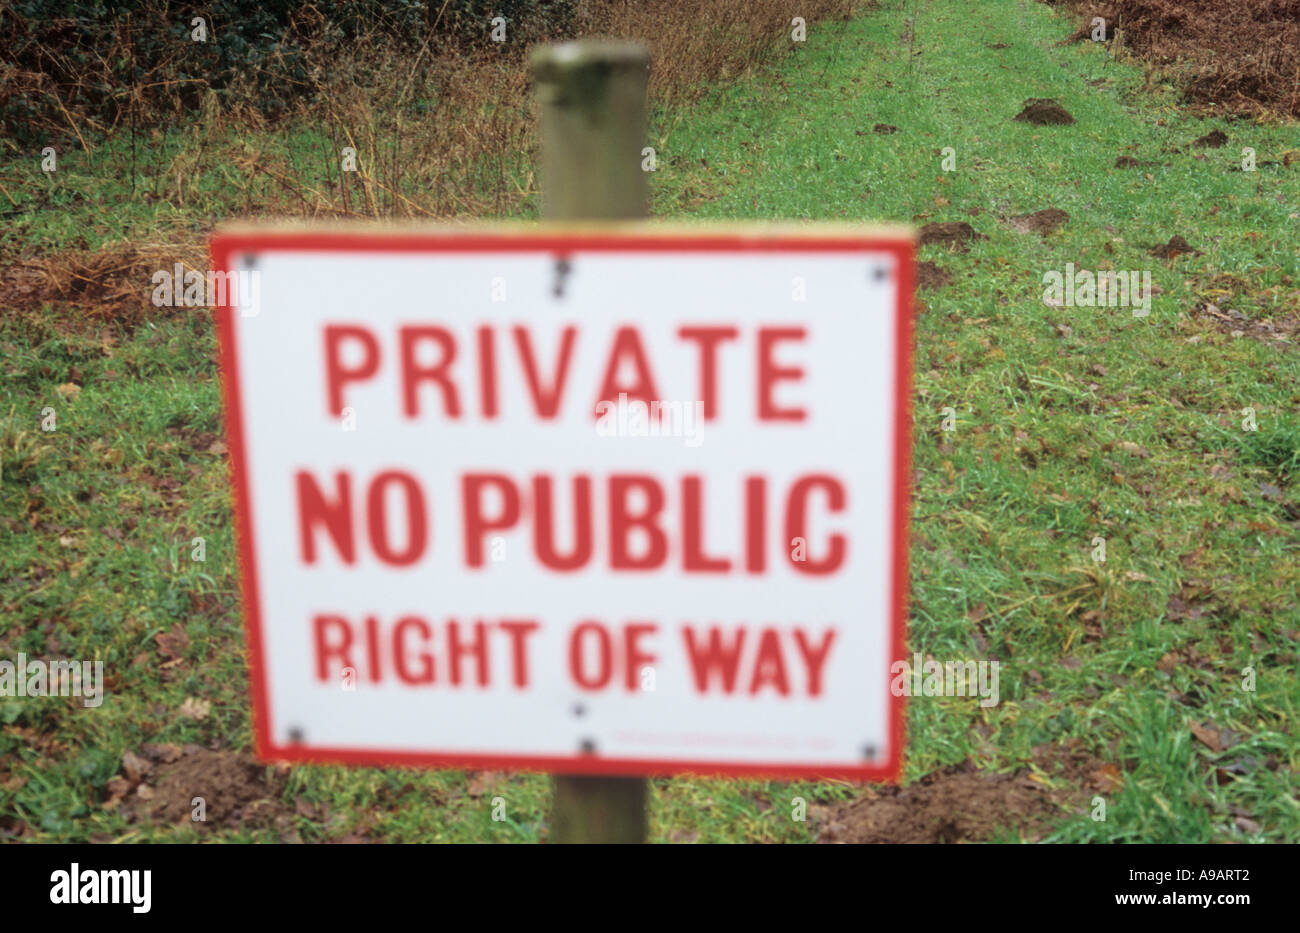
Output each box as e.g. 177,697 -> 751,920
0,0 -> 578,144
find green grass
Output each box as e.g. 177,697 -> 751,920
2,0 -> 1298,842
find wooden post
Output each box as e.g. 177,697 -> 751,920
530,40 -> 650,221
529,39 -> 650,844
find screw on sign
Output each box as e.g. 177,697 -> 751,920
212,41 -> 914,845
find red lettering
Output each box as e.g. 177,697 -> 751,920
794,628 -> 836,697
677,326 -> 738,420
366,471 -> 428,566
624,623 -> 658,691
595,326 -> 660,412
477,326 -> 498,419
748,627 -> 790,696
745,476 -> 766,573
682,626 -> 747,694
309,615 -> 537,690
608,475 -> 667,570
313,614 -> 354,682
498,619 -> 540,688
569,621 -> 613,690
514,325 -> 576,418
297,471 -> 354,565
785,474 -> 846,574
364,614 -> 383,683
323,325 -> 380,417
400,325 -> 460,418
757,326 -> 807,421
462,474 -> 521,567
682,476 -> 730,572
393,616 -> 435,685
447,620 -> 489,686
533,475 -> 592,571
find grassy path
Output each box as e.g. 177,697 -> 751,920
1,0 -> 1297,842
650,0 -> 1300,843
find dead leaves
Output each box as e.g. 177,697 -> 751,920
1166,582 -> 1215,622
142,742 -> 183,763
155,624 -> 189,663
103,777 -> 133,808
1090,762 -> 1124,794
121,750 -> 151,784
105,747 -> 166,808
1189,720 -> 1244,772
1189,720 -> 1225,752
179,696 -> 211,720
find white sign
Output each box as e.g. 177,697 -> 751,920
213,226 -> 913,779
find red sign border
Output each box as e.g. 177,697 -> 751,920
211,227 -> 913,782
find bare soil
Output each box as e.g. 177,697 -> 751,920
1006,208 -> 1070,235
917,260 -> 952,291
816,762 -> 1065,843
1013,98 -> 1075,125
1147,234 -> 1200,259
919,221 -> 986,251
114,745 -> 296,833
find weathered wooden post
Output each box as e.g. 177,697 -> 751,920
529,39 -> 651,844
530,40 -> 650,221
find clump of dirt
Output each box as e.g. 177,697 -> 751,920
1192,128 -> 1228,148
816,762 -> 1065,843
1013,98 -> 1075,125
1115,155 -> 1154,168
919,221 -> 986,252
1148,235 -> 1200,259
113,745 -> 294,831
1006,208 -> 1070,235
988,42 -> 1010,49
873,123 -> 898,134
916,261 -> 951,291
